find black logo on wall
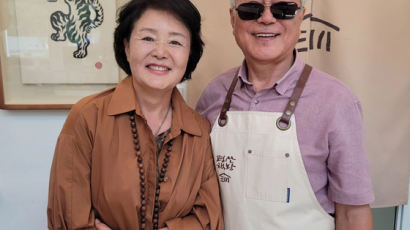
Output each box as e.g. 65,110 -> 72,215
297,14 -> 340,53
49,0 -> 104,59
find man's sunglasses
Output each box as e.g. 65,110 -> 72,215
236,2 -> 301,20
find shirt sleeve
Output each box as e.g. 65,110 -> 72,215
195,84 -> 213,120
327,100 -> 375,205
166,137 -> 224,230
47,110 -> 96,230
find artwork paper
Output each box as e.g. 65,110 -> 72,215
15,0 -> 118,84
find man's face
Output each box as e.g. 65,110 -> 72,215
230,0 -> 305,64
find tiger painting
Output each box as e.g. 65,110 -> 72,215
50,0 -> 104,59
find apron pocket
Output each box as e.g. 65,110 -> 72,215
246,153 -> 289,202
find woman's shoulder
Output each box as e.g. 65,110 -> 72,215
191,109 -> 212,134
180,101 -> 212,135
62,87 -> 116,134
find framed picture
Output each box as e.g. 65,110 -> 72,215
0,0 -> 123,110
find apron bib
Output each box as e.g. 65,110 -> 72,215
210,65 -> 335,230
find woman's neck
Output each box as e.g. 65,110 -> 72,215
132,78 -> 173,136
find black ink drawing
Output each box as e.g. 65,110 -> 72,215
298,13 -> 340,53
49,0 -> 104,59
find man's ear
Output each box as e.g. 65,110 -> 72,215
230,8 -> 236,29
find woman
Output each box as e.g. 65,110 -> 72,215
47,0 -> 224,229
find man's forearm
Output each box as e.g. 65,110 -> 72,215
335,203 -> 373,230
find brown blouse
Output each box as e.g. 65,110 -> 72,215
47,77 -> 224,230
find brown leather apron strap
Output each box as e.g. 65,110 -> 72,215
217,64 -> 313,129
276,64 -> 312,131
218,68 -> 240,127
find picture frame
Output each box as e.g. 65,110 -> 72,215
0,0 -> 122,110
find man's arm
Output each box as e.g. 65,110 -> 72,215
335,203 -> 373,230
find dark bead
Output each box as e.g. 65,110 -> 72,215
164,158 -> 169,163
159,178 -> 164,183
131,121 -> 136,126
132,128 -> 137,134
134,139 -> 139,144
141,194 -> 145,199
163,163 -> 168,168
133,133 -> 138,138
141,211 -> 146,217
141,217 -> 146,223
168,141 -> 173,146
135,145 -> 140,151
160,172 -> 165,178
141,200 -> 146,205
141,187 -> 145,193
165,153 -> 170,157
140,175 -> 145,180
161,168 -> 166,173
167,146 -> 172,151
138,156 -> 143,163
153,219 -> 158,223
130,115 -> 135,121
141,206 -> 146,211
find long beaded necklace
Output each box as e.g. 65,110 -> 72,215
129,112 -> 173,230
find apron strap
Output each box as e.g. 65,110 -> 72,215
217,64 -> 313,129
218,68 -> 240,127
276,64 -> 313,130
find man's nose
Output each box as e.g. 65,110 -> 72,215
257,5 -> 277,24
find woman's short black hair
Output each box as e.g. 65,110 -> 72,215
114,0 -> 204,82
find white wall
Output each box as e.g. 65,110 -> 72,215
0,110 -> 68,229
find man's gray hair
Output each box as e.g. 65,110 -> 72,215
230,0 -> 306,9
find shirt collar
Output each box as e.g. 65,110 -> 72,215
107,77 -> 202,137
236,51 -> 305,95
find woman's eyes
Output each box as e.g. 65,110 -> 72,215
140,37 -> 184,47
141,36 -> 154,42
169,40 -> 183,46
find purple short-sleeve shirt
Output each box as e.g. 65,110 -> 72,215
195,55 -> 374,213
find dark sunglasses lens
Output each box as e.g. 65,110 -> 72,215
271,2 -> 299,19
236,3 -> 264,20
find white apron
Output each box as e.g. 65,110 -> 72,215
210,65 -> 335,230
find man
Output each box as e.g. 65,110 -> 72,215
195,0 -> 374,229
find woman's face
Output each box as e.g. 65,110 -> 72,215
124,9 -> 191,93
